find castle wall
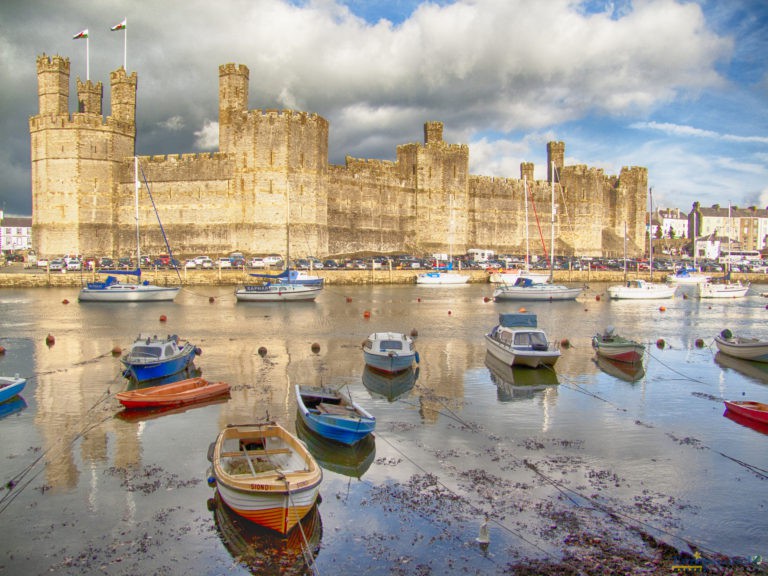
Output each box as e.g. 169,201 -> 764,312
30,55 -> 647,262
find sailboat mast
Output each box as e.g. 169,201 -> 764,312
649,186 -> 653,281
524,176 -> 529,273
550,162 -> 555,282
134,156 -> 140,271
727,202 -> 732,275
623,221 -> 627,281
286,184 -> 291,270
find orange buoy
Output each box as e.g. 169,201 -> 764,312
694,339 -> 704,348
346,297 -> 352,303
45,334 -> 55,346
258,346 -> 268,357
518,307 -> 526,313
410,329 -> 418,338
417,298 -> 421,303
560,338 -> 570,348
595,294 -> 600,301
656,338 -> 665,349
448,310 -> 452,315
659,306 -> 666,312
483,296 -> 490,303
311,342 -> 320,353
111,346 -> 122,356
209,296 -> 215,303
62,299 -> 69,304
0,346 -> 5,355
363,310 -> 371,319
159,314 -> 167,322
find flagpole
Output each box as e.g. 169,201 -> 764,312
124,18 -> 127,70
86,36 -> 90,80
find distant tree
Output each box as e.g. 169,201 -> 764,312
654,226 -> 662,239
668,228 -> 676,239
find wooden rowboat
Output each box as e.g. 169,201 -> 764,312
295,385 -> 375,446
116,377 -> 230,409
723,401 -> 768,425
208,422 -> 322,535
592,328 -> 645,364
0,375 -> 26,404
714,330 -> 768,363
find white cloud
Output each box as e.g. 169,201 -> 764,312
194,120 -> 219,150
632,121 -> 768,144
159,116 -> 185,131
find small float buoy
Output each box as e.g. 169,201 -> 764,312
417,298 -> 421,303
111,346 -> 122,356
695,338 -> 704,348
209,296 -> 215,303
448,310 -> 452,315
560,338 -> 570,349
414,351 -> 420,364
207,476 -> 216,488
194,347 -> 202,356
159,314 -> 167,322
363,310 -> 371,319
595,294 -> 600,301
0,346 -> 5,355
656,338 -> 665,349
258,346 -> 268,357
518,307 -> 526,313
62,299 -> 69,304
659,306 -> 666,312
410,329 -> 418,338
45,333 -> 55,346
311,342 -> 320,353
346,297 -> 352,303
483,296 -> 490,303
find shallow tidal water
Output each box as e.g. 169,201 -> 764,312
0,282 -> 767,574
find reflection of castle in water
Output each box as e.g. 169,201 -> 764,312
210,492 -> 322,575
484,352 -> 559,401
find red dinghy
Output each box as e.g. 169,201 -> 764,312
117,377 -> 230,409
724,400 -> 768,425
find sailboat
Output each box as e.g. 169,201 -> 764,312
489,176 -> 549,285
416,195 -> 469,285
78,157 -> 180,302
234,185 -> 324,302
607,188 -> 676,300
667,210 -> 710,285
493,166 -> 582,302
697,203 -> 750,298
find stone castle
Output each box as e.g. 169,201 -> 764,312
30,54 -> 648,260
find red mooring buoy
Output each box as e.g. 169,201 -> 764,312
45,334 -> 55,346
209,296 -> 215,303
595,294 -> 601,301
659,306 -> 666,312
159,315 -> 167,322
363,310 -> 371,319
258,346 -> 268,357
560,338 -> 571,348
62,299 -> 69,304
695,339 -> 704,348
111,346 -> 122,356
0,346 -> 6,355
656,338 -> 666,349
311,343 -> 320,353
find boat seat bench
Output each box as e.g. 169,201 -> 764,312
220,448 -> 291,458
316,402 -> 353,415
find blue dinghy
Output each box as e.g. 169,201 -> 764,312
295,385 -> 375,446
0,375 -> 26,404
121,334 -> 200,383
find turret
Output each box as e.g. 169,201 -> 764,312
520,162 -> 534,183
424,121 -> 443,146
110,67 -> 137,125
218,63 -> 249,152
76,78 -> 103,115
36,54 -> 69,116
547,141 -> 565,183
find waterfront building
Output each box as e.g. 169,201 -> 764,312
30,54 -> 647,260
0,211 -> 33,253
689,202 -> 768,253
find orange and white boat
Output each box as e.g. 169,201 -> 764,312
208,422 -> 322,535
116,377 -> 230,409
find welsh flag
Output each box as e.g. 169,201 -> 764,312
72,29 -> 88,39
110,19 -> 126,31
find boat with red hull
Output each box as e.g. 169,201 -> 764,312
723,400 -> 768,425
116,377 -> 230,409
592,328 -> 645,364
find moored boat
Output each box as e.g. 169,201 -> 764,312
116,377 -> 230,409
415,270 -> 470,285
591,327 -> 645,364
484,313 -> 560,369
208,422 -> 322,535
362,332 -> 419,374
0,375 -> 26,404
714,330 -> 768,362
697,279 -> 750,299
607,279 -> 676,300
121,334 -> 200,382
723,400 -> 768,425
492,277 -> 582,301
234,282 -> 322,302
665,268 -> 710,285
295,385 -> 375,446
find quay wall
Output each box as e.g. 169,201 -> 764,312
0,269 -> 764,289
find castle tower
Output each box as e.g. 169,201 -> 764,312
110,68 -> 137,127
520,162 -> 534,183
424,121 -> 443,146
76,78 -> 103,114
547,141 -> 565,183
36,54 -> 69,115
218,63 -> 249,153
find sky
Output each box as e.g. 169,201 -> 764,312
1,0 -> 767,217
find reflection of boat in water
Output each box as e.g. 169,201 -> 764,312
484,352 -> 558,401
361,365 -> 418,402
124,365 -> 202,389
295,418 -> 375,479
594,356 -> 645,383
114,395 -> 228,424
714,352 -> 768,385
0,395 -> 27,419
723,408 -> 768,436
210,491 -> 322,576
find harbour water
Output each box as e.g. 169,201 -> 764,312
0,283 -> 767,574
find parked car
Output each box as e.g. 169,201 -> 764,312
249,258 -> 266,269
98,257 -> 115,270
322,259 -> 338,269
199,258 -> 214,269
66,259 -> 82,271
184,259 -> 196,269
218,257 -> 232,268
48,259 -> 65,271
36,258 -> 49,268
193,255 -> 211,265
263,254 -> 283,267
308,257 -> 323,270
117,257 -> 133,270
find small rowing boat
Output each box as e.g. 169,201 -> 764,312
295,385 -> 375,446
723,400 -> 768,425
0,375 -> 26,404
116,377 -> 230,409
591,327 -> 645,364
